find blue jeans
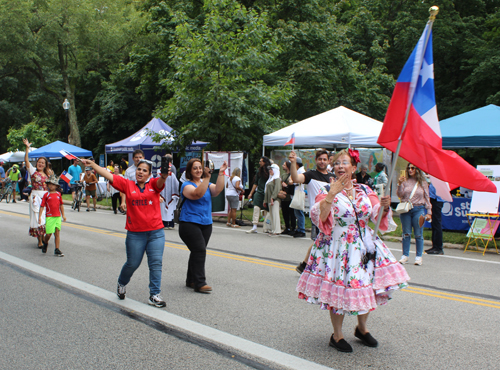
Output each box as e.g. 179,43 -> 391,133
294,209 -> 305,233
118,228 -> 165,295
400,205 -> 425,257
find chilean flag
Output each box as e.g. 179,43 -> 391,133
60,171 -> 72,184
60,150 -> 78,160
378,23 -> 495,194
284,132 -> 295,146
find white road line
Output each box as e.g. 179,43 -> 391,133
0,251 -> 334,370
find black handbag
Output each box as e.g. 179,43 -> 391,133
173,196 -> 186,224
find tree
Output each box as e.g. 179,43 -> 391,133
154,0 -> 293,154
0,0 -> 143,147
7,119 -> 54,151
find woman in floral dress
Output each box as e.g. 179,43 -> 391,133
296,149 -> 410,353
23,139 -> 51,247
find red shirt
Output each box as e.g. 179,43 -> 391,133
111,175 -> 165,232
41,192 -> 63,217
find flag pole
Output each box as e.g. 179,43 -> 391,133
372,6 -> 439,239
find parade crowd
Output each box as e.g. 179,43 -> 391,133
1,141 -> 448,353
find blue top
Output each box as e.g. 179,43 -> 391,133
428,183 -> 445,202
0,166 -> 5,179
180,181 -> 213,225
67,164 -> 82,185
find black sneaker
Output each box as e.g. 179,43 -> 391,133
426,249 -> 444,255
117,283 -> 126,300
54,248 -> 64,257
296,261 -> 307,274
280,228 -> 291,235
293,231 -> 306,238
86,208 -> 90,212
148,294 -> 166,308
42,242 -> 48,254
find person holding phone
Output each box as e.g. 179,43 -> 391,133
178,158 -> 228,293
397,164 -> 432,265
80,158 -> 169,308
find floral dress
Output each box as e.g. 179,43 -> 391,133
297,183 -> 410,315
28,166 -> 48,237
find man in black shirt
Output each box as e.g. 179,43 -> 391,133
289,149 -> 335,236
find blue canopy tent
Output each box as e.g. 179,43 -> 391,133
28,141 -> 93,158
105,117 -> 208,154
441,104 -> 500,148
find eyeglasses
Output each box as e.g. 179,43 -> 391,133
408,166 -> 417,170
333,161 -> 352,167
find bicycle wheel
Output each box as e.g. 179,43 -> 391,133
6,190 -> 12,203
76,190 -> 82,212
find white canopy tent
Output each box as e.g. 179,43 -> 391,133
0,148 -> 37,163
262,106 -> 383,153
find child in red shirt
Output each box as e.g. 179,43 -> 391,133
39,175 -> 66,256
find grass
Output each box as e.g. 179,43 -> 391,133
62,194 -> 113,208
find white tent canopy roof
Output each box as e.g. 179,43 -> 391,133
263,106 -> 383,148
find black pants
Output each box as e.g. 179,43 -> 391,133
431,198 -> 443,250
281,200 -> 296,231
111,193 -> 121,212
178,222 -> 212,289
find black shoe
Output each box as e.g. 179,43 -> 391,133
41,242 -> 48,253
114,210 -> 117,214
424,247 -> 435,253
354,327 -> 378,347
329,334 -> 353,352
293,231 -> 306,238
296,261 -> 307,274
426,249 -> 444,255
54,248 -> 64,257
281,228 -> 291,235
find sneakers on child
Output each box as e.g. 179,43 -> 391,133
414,256 -> 423,266
399,255 -> 408,264
42,242 -> 48,254
117,283 -> 126,300
148,294 -> 166,308
54,248 -> 64,257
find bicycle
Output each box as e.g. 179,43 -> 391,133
0,178 -> 14,203
71,181 -> 84,212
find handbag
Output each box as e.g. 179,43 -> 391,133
395,183 -> 419,214
290,184 -> 305,211
277,190 -> 287,200
173,196 -> 186,224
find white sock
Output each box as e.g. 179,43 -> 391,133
252,225 -> 257,230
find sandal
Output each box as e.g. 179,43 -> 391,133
226,223 -> 231,227
231,224 -> 240,228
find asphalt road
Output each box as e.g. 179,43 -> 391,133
1,201 -> 499,370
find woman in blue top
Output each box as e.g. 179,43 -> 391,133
179,158 -> 228,293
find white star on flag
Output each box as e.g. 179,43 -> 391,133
419,60 -> 434,87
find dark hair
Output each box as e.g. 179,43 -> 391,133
133,149 -> 145,157
109,159 -> 114,165
185,158 -> 203,180
35,157 -> 51,177
406,164 -> 426,185
258,156 -> 271,178
120,158 -> 128,170
285,161 -> 291,170
137,159 -> 152,174
375,163 -> 385,172
315,149 -> 329,160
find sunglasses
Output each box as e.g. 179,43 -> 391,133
408,166 -> 417,170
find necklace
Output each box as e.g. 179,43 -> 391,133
343,187 -> 355,200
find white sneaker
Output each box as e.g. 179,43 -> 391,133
399,255 -> 409,264
414,257 -> 423,266
246,229 -> 257,234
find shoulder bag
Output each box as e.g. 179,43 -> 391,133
395,182 -> 419,214
173,196 -> 186,224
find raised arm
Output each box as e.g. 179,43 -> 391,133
288,151 -> 305,184
23,139 -> 33,172
210,161 -> 228,197
80,159 -> 113,182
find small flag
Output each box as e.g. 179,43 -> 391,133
60,171 -> 73,184
60,150 -> 78,160
284,132 -> 295,146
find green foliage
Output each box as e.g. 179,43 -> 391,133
7,119 -> 53,151
155,0 -> 293,154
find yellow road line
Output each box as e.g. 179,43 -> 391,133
2,209 -> 499,307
